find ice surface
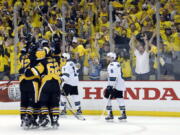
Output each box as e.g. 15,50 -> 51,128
0,115 -> 180,135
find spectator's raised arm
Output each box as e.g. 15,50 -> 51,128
129,35 -> 137,52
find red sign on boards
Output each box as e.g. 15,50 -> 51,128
83,87 -> 180,100
0,81 -> 180,102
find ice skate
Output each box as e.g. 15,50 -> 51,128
75,108 -> 82,115
39,116 -> 50,129
51,121 -> 59,129
118,112 -> 127,122
105,111 -> 114,121
20,120 -> 24,127
22,115 -> 32,130
51,115 -> 59,129
31,119 -> 39,129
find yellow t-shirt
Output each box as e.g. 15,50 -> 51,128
117,56 -> 124,63
172,33 -> 180,51
3,47 -> 10,66
7,0 -> 13,7
0,55 -> 4,72
162,32 -> 180,51
111,1 -> 123,8
49,17 -> 58,25
9,46 -> 16,74
150,45 -> 158,55
99,22 -> 110,31
121,59 -> 132,78
98,39 -> 105,48
83,48 -> 91,67
43,31 -> 52,40
73,45 -> 86,57
126,28 -> 139,38
14,0 -> 22,7
114,26 -> 123,35
31,13 -> 42,28
160,21 -> 173,30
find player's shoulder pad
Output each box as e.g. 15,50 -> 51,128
70,62 -> 74,67
113,62 -> 120,67
63,62 -> 70,68
110,63 -> 114,66
66,61 -> 73,66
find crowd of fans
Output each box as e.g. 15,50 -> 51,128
0,0 -> 179,80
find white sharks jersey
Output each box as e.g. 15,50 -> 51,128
107,61 -> 125,91
61,61 -> 79,86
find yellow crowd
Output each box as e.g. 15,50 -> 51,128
0,0 -> 179,80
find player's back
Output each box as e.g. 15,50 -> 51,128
41,56 -> 61,83
19,55 -> 40,81
107,61 -> 125,91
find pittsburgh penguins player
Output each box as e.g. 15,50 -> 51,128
20,38 -> 61,129
104,52 -> 127,121
30,39 -> 61,129
19,45 -> 41,129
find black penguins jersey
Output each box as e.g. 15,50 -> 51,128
19,55 -> 30,69
41,57 -> 61,83
30,56 -> 61,84
19,54 -> 43,82
19,55 -> 31,81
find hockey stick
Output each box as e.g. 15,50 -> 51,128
99,95 -> 111,120
35,1 -> 55,33
60,83 -> 85,121
65,104 -> 85,121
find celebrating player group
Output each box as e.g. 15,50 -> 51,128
19,34 -> 127,130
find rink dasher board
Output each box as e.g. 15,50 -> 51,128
0,81 -> 180,117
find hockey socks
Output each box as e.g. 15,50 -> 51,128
105,106 -> 114,120
118,106 -> 127,120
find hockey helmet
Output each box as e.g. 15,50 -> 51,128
62,53 -> 70,60
107,52 -> 116,60
40,39 -> 49,47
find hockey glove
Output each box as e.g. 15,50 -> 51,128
104,86 -> 114,99
24,69 -> 34,77
19,68 -> 26,74
30,60 -> 39,68
107,86 -> 113,94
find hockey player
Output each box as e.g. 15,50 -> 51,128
60,53 -> 82,115
104,52 -> 127,121
33,39 -> 61,128
20,38 -> 61,128
19,46 -> 41,129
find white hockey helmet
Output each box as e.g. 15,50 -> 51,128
62,53 -> 70,60
107,52 -> 116,60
